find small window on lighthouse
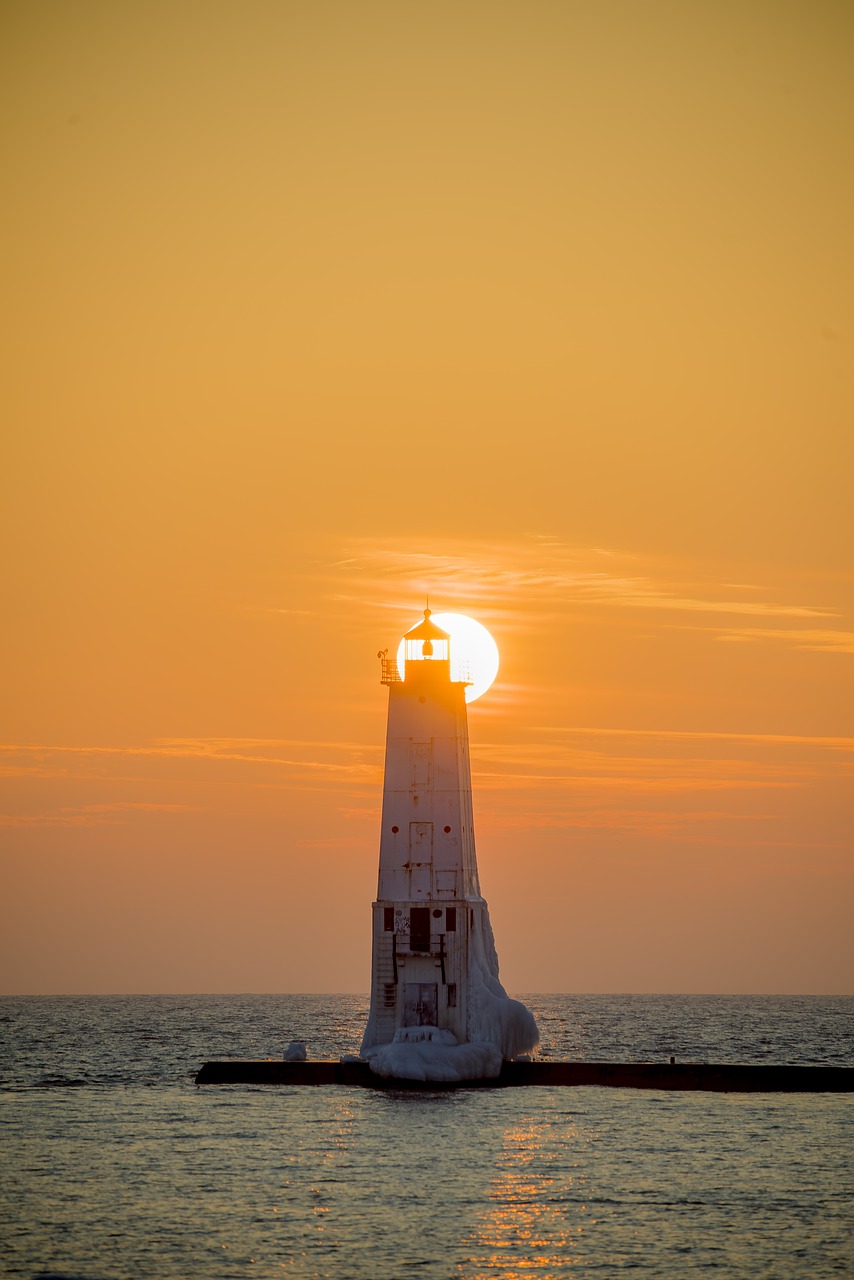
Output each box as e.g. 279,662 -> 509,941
447,984 -> 457,1008
383,907 -> 395,932
410,907 -> 430,952
446,907 -> 457,932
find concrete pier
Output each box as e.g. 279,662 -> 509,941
194,1059 -> 853,1092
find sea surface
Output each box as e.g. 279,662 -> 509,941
1,994 -> 852,1279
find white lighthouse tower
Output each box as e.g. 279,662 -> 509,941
361,608 -> 538,1081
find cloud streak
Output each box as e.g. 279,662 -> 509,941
0,738 -> 381,779
326,537 -> 841,637
537,727 -> 854,752
715,627 -> 854,654
0,802 -> 202,828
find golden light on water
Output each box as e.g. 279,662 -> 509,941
461,1121 -> 585,1278
397,612 -> 500,702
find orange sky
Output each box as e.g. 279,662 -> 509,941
2,1 -> 852,994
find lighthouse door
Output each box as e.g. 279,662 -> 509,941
404,982 -> 438,1027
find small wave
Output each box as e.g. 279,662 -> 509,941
34,1075 -> 90,1088
32,1273 -> 106,1279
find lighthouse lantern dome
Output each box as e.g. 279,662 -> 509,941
403,607 -> 450,663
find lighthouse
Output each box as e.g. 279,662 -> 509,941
361,608 -> 538,1081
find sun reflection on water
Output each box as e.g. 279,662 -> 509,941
458,1117 -> 591,1278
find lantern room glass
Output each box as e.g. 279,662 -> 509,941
405,636 -> 450,662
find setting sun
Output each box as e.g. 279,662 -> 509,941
397,612 -> 500,702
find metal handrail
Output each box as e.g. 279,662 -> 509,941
385,932 -> 449,985
380,656 -> 401,684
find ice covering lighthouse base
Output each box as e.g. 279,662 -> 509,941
361,612 -> 538,1082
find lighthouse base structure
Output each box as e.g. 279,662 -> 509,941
194,1058 -> 854,1092
360,896 -> 539,1082
362,1025 -> 504,1084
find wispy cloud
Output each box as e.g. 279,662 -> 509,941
474,769 -> 795,794
468,734 -> 850,796
479,805 -> 773,835
0,802 -> 202,828
319,535 -> 845,649
537,726 -> 854,751
617,595 -> 831,619
714,627 -> 854,654
0,738 -> 381,778
478,804 -> 850,852
0,762 -> 70,779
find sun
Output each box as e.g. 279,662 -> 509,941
398,612 -> 499,702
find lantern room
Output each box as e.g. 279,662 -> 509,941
402,608 -> 450,664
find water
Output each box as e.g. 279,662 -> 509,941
1,995 -> 852,1278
